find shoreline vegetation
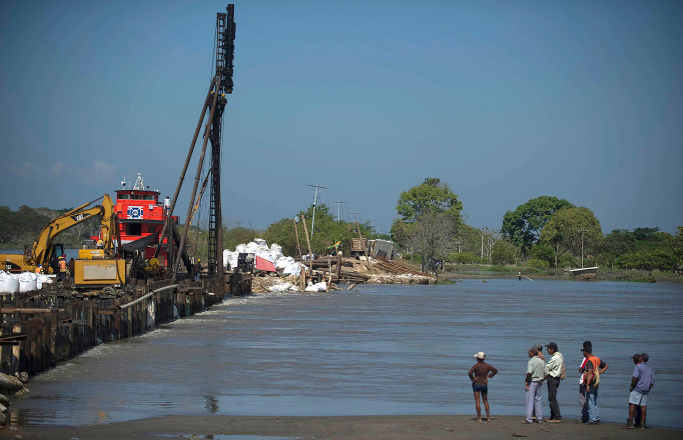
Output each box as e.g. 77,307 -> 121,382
0,414 -> 680,440
2,186 -> 681,281
404,262 -> 682,283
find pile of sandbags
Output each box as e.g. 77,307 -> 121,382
223,239 -> 307,275
0,271 -> 54,293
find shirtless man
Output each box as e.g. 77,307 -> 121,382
468,352 -> 498,421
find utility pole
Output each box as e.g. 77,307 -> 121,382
578,229 -> 588,268
293,216 -> 303,258
332,201 -> 346,222
307,184 -> 327,237
480,227 -> 488,260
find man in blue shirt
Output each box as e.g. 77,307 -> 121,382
624,353 -> 655,430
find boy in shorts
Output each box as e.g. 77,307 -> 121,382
468,352 -> 498,421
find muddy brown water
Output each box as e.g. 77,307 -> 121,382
9,279 -> 683,428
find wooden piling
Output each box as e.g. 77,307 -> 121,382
0,272 -> 250,378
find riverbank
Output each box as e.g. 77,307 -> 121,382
1,415 -> 680,440
401,261 -> 683,283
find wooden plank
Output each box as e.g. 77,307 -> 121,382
0,308 -> 63,314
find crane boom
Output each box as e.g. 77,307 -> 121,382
188,172 -> 211,226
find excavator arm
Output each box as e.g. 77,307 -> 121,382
31,195 -> 119,266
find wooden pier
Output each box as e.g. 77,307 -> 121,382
0,273 -> 251,378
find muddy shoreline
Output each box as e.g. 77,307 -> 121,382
1,415 -> 680,440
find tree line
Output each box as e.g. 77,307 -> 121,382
388,179 -> 682,272
0,205 -> 101,249
4,186 -> 681,274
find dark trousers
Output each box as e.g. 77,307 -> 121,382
579,384 -> 588,422
547,376 -> 562,419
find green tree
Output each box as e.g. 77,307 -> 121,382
491,240 -> 516,265
539,207 -> 602,268
0,206 -> 15,244
601,229 -> 637,256
530,243 -> 554,266
407,211 -> 457,274
502,196 -> 574,258
672,226 -> 683,263
618,249 -> 678,271
448,252 -> 481,264
526,258 -> 550,270
633,227 -> 661,241
390,218 -> 412,248
263,204 -> 371,257
393,178 -> 462,272
396,177 -> 463,223
262,217 -> 299,257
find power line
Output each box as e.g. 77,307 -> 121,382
332,201 -> 347,222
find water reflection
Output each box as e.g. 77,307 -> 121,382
205,395 -> 219,413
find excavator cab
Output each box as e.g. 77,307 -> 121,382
47,244 -> 66,274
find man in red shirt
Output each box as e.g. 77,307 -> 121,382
468,352 -> 498,422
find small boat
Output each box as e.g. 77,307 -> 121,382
567,266 -> 599,276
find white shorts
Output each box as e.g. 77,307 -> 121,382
629,389 -> 648,406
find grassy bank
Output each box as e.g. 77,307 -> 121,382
397,259 -> 682,283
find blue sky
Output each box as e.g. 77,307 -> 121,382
1,0 -> 681,235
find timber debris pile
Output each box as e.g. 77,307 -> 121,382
223,239 -> 435,294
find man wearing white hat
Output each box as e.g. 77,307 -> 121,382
468,352 -> 498,422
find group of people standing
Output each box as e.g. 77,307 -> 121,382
467,341 -> 655,429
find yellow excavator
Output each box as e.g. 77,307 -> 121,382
2,195 -> 126,287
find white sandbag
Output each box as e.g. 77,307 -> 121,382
305,281 -> 327,292
270,243 -> 283,260
0,271 -> 19,294
17,272 -> 37,293
36,274 -> 53,290
223,249 -> 238,270
281,261 -> 304,276
268,282 -> 291,293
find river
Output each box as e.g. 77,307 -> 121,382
9,279 -> 683,428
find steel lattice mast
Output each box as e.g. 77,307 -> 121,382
208,5 -> 236,277
169,5 -> 235,284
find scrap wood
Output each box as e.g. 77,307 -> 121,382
374,260 -> 433,277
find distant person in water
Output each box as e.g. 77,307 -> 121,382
468,352 -> 498,422
519,270 -> 522,281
